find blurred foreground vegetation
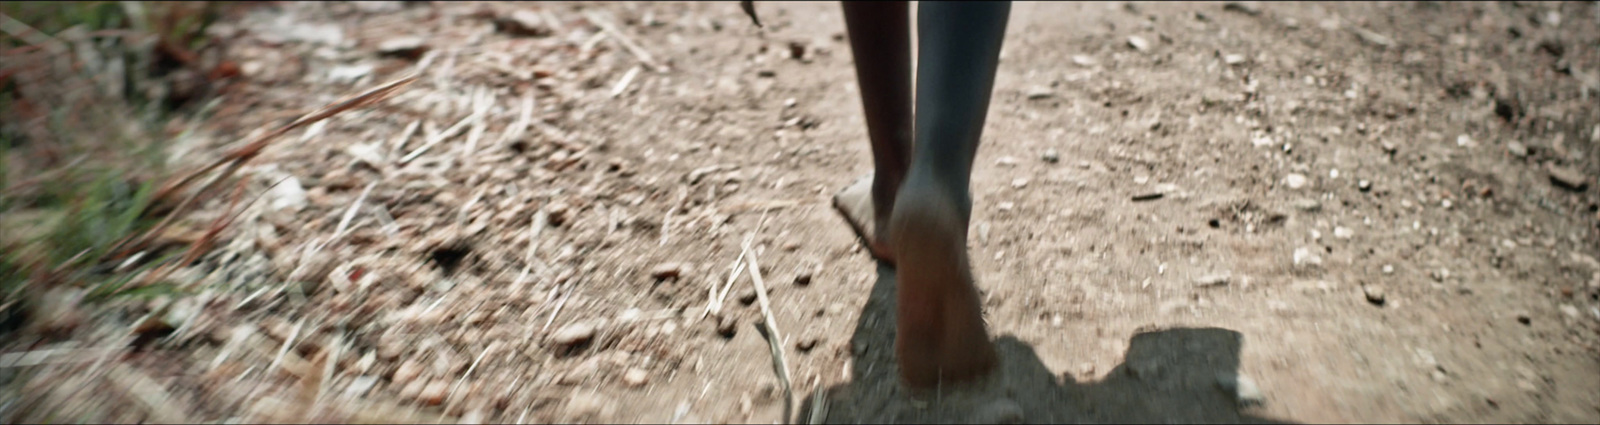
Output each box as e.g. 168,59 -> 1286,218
1,1 -> 235,336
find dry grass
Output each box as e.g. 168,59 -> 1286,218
1,3 -> 433,423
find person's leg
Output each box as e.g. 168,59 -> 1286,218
834,1 -> 913,265
890,0 -> 1010,389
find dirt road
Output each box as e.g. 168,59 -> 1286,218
32,1 -> 1599,423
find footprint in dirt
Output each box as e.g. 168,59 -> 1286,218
797,263 -> 1295,424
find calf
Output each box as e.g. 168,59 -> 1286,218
748,1 -> 1013,389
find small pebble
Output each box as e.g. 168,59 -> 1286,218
1358,180 -> 1372,192
1131,192 -> 1165,202
377,36 -> 428,58
796,337 -> 820,352
1292,199 -> 1322,212
1011,178 -> 1030,189
650,263 -> 685,280
793,270 -> 813,286
1127,35 -> 1151,52
995,156 -> 1020,167
1026,87 -> 1055,100
1285,173 -> 1308,189
1216,373 -> 1266,407
715,315 -> 738,338
1194,274 -> 1230,287
1072,55 -> 1099,66
393,359 -> 424,386
399,378 -> 426,401
1333,227 -> 1354,239
1223,1 -> 1263,16
1382,264 -> 1395,274
622,368 -> 649,387
1293,247 -> 1323,268
1516,312 -> 1532,325
1547,164 -> 1589,191
419,379 -> 449,406
497,10 -> 551,37
559,358 -> 600,385
1507,141 -> 1529,157
1362,284 -> 1386,306
552,321 -> 599,346
565,392 -> 612,419
1559,304 -> 1580,319
1042,149 -> 1061,163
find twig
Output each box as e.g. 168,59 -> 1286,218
497,90 -> 535,147
111,74 -> 417,263
661,187 -> 689,246
512,210 -> 550,292
700,248 -> 746,320
579,32 -> 607,54
399,107 -> 478,164
269,317 -> 306,373
138,175 -> 255,290
583,11 -> 669,73
284,175 -> 372,284
317,334 -> 343,406
392,119 -> 421,157
460,86 -> 492,164
742,210 -> 793,423
541,290 -> 572,333
334,181 -> 378,240
446,341 -> 500,414
610,65 -> 641,98
458,187 -> 484,226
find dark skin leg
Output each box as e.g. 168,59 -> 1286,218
838,1 -> 1012,389
836,1 -> 913,265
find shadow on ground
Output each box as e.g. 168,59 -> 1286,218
797,263 -> 1297,424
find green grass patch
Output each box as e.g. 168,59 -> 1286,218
1,1 -> 227,326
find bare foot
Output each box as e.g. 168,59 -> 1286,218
832,173 -> 896,265
888,181 -> 997,389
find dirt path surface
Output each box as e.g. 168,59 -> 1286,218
22,1 -> 1599,424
